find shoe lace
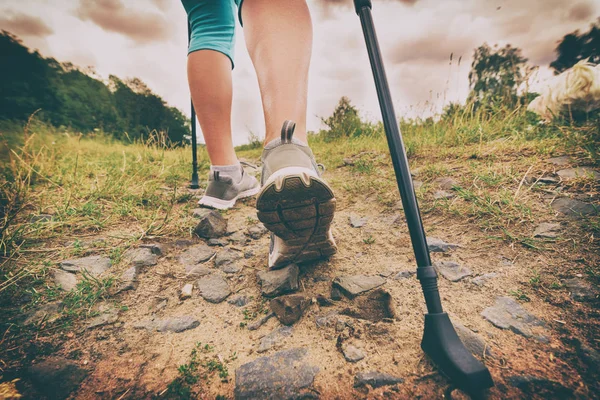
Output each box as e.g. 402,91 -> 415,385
240,160 -> 258,169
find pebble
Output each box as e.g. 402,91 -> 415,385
551,198 -> 598,217
197,274 -> 231,303
393,270 -> 415,280
481,297 -> 546,338
270,294 -> 310,326
86,308 -> 119,329
194,210 -> 227,239
60,255 -> 112,277
330,286 -> 343,300
139,243 -> 165,256
471,272 -> 498,286
215,249 -> 243,274
563,278 -> 597,302
426,237 -> 459,252
433,261 -> 472,282
228,231 -> 249,245
134,316 -> 200,333
28,358 -> 88,399
247,224 -> 268,240
556,167 -> 600,180
256,264 -> 299,297
117,266 -> 138,292
257,326 -> 293,353
180,283 -> 193,300
342,344 -> 365,362
433,177 -> 458,190
178,244 -> 215,267
332,275 -> 386,298
533,222 -> 561,238
349,214 -> 368,228
234,348 -> 319,400
354,371 -> 404,388
228,295 -> 250,307
208,238 -> 228,247
123,248 -> 158,267
53,269 -> 78,291
247,312 -> 275,331
185,265 -> 212,277
315,312 -> 339,329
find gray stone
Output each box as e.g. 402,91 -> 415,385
433,190 -> 455,200
257,264 -> 299,297
563,278 -> 597,302
191,208 -> 212,219
258,326 -> 293,353
197,274 -> 231,303
139,243 -> 165,256
533,223 -> 561,238
235,348 -> 319,400
28,358 -> 88,399
215,249 -> 242,274
185,265 -> 212,277
247,312 -> 275,331
180,283 -> 193,300
248,224 -> 268,240
343,158 -> 355,166
228,295 -> 250,307
244,250 -> 254,259
453,320 -> 492,358
481,297 -> 546,338
30,214 -> 54,223
53,269 -> 78,291
433,261 -> 472,282
315,312 -> 339,329
270,295 -> 310,326
552,198 -> 597,217
471,272 -> 498,286
179,244 -> 215,267
117,266 -> 138,292
208,238 -> 228,247
434,177 -> 458,190
413,180 -> 423,190
342,344 -> 365,362
135,316 -> 200,333
330,286 -> 343,300
354,371 -> 404,388
194,210 -> 227,239
228,231 -> 249,245
546,156 -> 571,166
427,237 -> 459,252
349,214 -> 368,228
393,270 -> 415,280
86,308 -> 119,329
24,302 -> 62,325
556,167 -> 600,180
332,275 -> 385,298
60,255 -> 111,277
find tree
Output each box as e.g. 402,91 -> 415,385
468,43 -> 529,109
550,18 -> 600,74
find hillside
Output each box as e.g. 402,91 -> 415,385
0,108 -> 599,399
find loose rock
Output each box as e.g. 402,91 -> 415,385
134,316 -> 200,333
208,238 -> 228,247
53,269 -> 78,291
247,312 -> 275,331
393,270 -> 415,280
563,278 -> 597,302
194,210 -> 227,239
234,348 -> 319,400
354,371 -> 404,388
256,264 -> 299,297
257,326 -> 293,353
332,275 -> 386,298
117,266 -> 138,292
228,295 -> 250,307
124,247 -> 158,267
228,231 -> 249,245
60,255 -> 112,277
341,289 -> 397,322
481,297 -> 546,338
270,295 -> 310,326
180,283 -> 193,300
315,312 -> 339,329
546,156 -> 571,166
533,222 -> 561,238
453,320 -> 492,358
471,272 -> 498,286
185,265 -> 212,277
433,177 -> 458,190
248,224 -> 268,240
427,237 -> 459,252
24,303 -> 62,325
433,190 -> 455,200
197,275 -> 231,303
139,243 -> 165,255
178,244 -> 215,267
86,308 -> 119,329
28,358 -> 88,399
215,248 -> 242,274
342,344 -> 365,363
556,167 -> 600,180
433,261 -> 472,282
551,198 -> 598,217
191,208 -> 212,219
349,214 -> 368,228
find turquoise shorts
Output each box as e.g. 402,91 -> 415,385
181,0 -> 244,69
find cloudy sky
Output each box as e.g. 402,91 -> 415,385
1,0 -> 598,144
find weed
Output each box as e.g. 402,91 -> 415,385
510,289 -> 531,302
363,235 -> 376,245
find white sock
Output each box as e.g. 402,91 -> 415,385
210,162 -> 242,183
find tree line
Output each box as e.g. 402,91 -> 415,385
0,31 -> 188,144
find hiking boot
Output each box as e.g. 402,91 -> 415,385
198,167 -> 260,210
256,120 -> 337,269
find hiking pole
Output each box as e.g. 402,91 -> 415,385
353,0 -> 494,395
187,20 -> 200,190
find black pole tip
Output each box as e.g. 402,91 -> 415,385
189,172 -> 200,189
421,313 -> 494,395
353,0 -> 372,14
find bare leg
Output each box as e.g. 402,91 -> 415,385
187,50 -> 237,166
242,0 -> 312,144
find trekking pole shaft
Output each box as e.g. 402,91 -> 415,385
188,21 -> 199,189
355,3 -> 442,314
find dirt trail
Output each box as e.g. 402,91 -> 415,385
6,151 -> 600,400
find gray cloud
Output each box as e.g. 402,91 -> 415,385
0,11 -> 53,37
75,0 -> 173,44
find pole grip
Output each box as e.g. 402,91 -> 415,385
353,0 -> 372,14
